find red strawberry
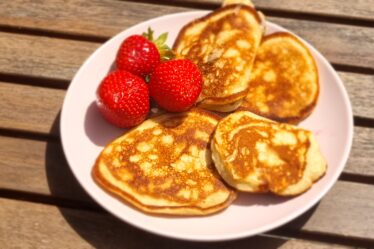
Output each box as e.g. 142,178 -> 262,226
116,35 -> 159,77
97,70 -> 150,128
149,59 -> 202,112
116,28 -> 174,77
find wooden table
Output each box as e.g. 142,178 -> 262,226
0,0 -> 373,248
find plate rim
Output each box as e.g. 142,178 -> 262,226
60,10 -> 354,241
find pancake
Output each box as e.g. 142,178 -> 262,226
173,4 -> 264,112
223,0 -> 254,7
211,111 -> 327,196
239,32 -> 319,124
93,108 -> 236,215
222,0 -> 267,46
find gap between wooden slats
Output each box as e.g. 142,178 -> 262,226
0,180 -> 373,247
0,3 -> 373,72
0,69 -> 373,135
1,196 -> 361,248
132,0 -> 374,25
1,129 -> 372,245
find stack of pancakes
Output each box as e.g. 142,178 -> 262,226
93,0 -> 327,216
173,3 -> 263,112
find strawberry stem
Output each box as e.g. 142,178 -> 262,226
143,27 -> 174,61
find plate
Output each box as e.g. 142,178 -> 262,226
60,11 -> 353,241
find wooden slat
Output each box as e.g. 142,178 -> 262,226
0,34 -> 373,114
0,136 -> 91,202
1,128 -> 373,182
0,71 -> 372,138
0,3 -> 373,71
0,135 -> 373,240
0,198 -> 353,249
0,1 -> 372,247
0,130 -> 370,199
345,127 -> 374,176
166,0 -> 374,21
255,0 -> 374,21
267,16 -> 374,69
0,33 -> 100,81
0,82 -> 65,134
1,78 -> 373,180
340,72 -> 374,119
0,0 -> 190,38
1,0 -> 373,38
287,181 -> 374,239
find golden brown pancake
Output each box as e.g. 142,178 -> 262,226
239,32 -> 319,124
211,111 -> 327,196
93,108 -> 236,215
173,4 -> 264,112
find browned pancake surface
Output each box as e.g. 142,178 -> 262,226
239,32 -> 319,124
174,4 -> 263,110
93,108 -> 236,215
220,114 -> 308,192
211,111 -> 327,196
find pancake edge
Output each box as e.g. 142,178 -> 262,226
238,32 -> 320,124
92,108 -> 237,216
211,111 -> 327,196
173,4 -> 263,112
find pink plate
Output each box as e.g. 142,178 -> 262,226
60,11 -> 353,241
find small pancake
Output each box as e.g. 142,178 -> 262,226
211,111 -> 327,196
173,4 -> 264,112
93,108 -> 236,215
239,32 -> 319,124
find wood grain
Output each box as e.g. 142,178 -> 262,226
0,136 -> 92,203
340,72 -> 374,119
345,127 -> 374,176
0,32 -> 372,107
0,2 -> 373,73
268,17 -> 374,70
1,0 -> 373,40
165,0 -> 374,21
0,128 -> 372,200
0,0 -> 190,38
0,32 -> 100,81
0,134 -> 373,240
0,71 -> 372,137
287,181 -> 374,239
0,81 -> 65,134
0,198 -> 354,249
0,1 -> 372,247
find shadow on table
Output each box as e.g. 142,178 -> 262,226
45,113 -> 319,249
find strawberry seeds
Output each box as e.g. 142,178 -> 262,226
96,28 -> 203,128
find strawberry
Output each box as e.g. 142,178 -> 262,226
97,70 -> 150,128
116,28 -> 173,77
148,59 -> 202,112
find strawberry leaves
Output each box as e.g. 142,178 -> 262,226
143,27 -> 174,61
